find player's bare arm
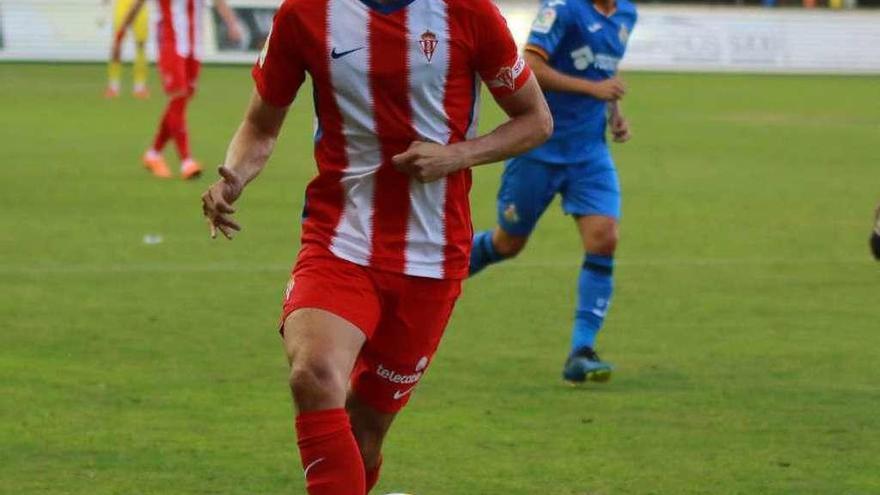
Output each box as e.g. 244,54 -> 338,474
213,0 -> 244,44
608,100 -> 631,143
111,0 -> 147,61
393,76 -> 553,183
524,49 -> 625,101
201,92 -> 288,239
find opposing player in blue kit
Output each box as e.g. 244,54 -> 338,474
470,0 -> 637,384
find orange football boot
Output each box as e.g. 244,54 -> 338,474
181,159 -> 202,180
133,85 -> 151,100
104,86 -> 120,99
142,151 -> 172,179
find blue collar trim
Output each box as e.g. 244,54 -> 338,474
358,0 -> 417,14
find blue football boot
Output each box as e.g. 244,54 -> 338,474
563,346 -> 613,384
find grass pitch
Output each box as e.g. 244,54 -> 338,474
1,64 -> 879,494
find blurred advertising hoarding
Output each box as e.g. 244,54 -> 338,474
0,0 -> 879,74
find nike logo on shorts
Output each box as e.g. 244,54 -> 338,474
393,386 -> 416,400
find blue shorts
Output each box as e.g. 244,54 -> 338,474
496,151 -> 620,237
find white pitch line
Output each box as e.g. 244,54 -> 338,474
0,258 -> 871,275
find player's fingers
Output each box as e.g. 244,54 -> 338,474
208,219 -> 218,239
392,150 -> 418,167
215,199 -> 236,214
214,214 -> 242,232
217,224 -> 236,240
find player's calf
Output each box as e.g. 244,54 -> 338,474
347,395 -> 393,492
469,228 -> 528,276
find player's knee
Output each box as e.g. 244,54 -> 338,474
288,358 -> 346,410
587,224 -> 619,256
494,231 -> 528,258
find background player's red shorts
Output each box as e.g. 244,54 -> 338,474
158,46 -> 200,96
281,244 -> 462,414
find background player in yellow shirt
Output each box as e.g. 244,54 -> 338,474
104,0 -> 150,99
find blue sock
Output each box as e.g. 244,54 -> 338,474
469,230 -> 505,276
571,253 -> 614,354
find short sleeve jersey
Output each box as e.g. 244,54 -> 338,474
252,0 -> 530,280
522,0 -> 637,165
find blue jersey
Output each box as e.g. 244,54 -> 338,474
522,0 -> 637,165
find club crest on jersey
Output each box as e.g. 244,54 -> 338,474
419,30 -> 439,63
619,25 -> 630,44
503,203 -> 520,224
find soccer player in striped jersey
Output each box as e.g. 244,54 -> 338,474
469,0 -> 637,384
200,0 -> 552,492
113,0 -> 242,179
104,0 -> 150,99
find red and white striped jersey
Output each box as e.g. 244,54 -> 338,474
156,0 -> 205,59
254,0 -> 531,280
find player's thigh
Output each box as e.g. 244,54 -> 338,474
496,156 -> 561,237
185,57 -> 201,97
282,308 -> 365,387
562,152 -> 621,253
561,151 -> 621,220
157,49 -> 188,96
113,0 -> 134,30
133,4 -> 150,43
280,246 -> 381,409
350,274 -> 462,414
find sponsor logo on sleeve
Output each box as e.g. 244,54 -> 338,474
531,7 -> 558,34
488,57 -> 527,91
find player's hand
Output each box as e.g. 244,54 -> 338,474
590,77 -> 626,101
609,112 -> 631,143
201,166 -> 244,240
392,141 -> 468,183
227,21 -> 244,45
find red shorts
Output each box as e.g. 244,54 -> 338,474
281,244 -> 462,414
158,47 -> 200,96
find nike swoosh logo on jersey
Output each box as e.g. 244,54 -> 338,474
393,386 -> 416,400
588,22 -> 603,33
331,47 -> 365,59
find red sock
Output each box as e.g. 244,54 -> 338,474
151,111 -> 172,152
152,96 -> 190,159
365,456 -> 382,493
170,96 -> 190,160
296,408 -> 365,495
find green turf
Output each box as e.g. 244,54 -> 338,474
1,64 -> 878,494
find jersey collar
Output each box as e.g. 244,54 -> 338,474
358,0 -> 417,14
591,0 -> 618,18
